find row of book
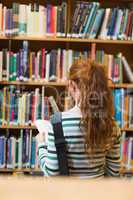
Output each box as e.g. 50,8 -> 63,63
1,2 -> 133,40
0,2 -> 67,37
70,2 -> 133,40
0,129 -> 39,169
0,41 -> 132,83
121,133 -> 133,170
113,89 -> 133,128
0,86 -> 60,126
2,86 -> 133,128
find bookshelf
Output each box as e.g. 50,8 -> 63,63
0,36 -> 133,45
0,0 -> 133,175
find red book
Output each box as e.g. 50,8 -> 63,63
114,62 -> 119,82
125,11 -> 132,38
41,48 -> 45,79
123,139 -> 128,164
91,43 -> 96,60
50,5 -> 55,34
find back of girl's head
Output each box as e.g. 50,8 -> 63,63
69,59 -> 117,153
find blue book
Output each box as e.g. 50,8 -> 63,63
31,137 -> 36,168
1,137 -> 4,167
22,131 -> 26,167
23,41 -> 29,81
118,9 -> 129,40
112,9 -> 123,40
46,4 -> 51,34
110,8 -> 118,38
89,9 -> 105,39
0,137 -> 2,168
114,89 -> 122,127
83,2 -> 100,36
107,8 -> 117,38
85,3 -> 100,38
81,3 -> 93,35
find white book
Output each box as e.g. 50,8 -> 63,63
39,6 -> 46,36
19,97 -> 23,125
19,5 -> 27,35
0,4 -> 2,34
6,51 -> 9,81
26,93 -> 30,125
121,56 -> 133,83
99,8 -> 111,40
22,93 -> 26,125
27,4 -> 34,36
45,53 -> 50,81
68,49 -> 73,71
0,52 -> 2,81
62,49 -> 67,81
34,88 -> 40,121
34,119 -> 53,143
48,96 -> 59,113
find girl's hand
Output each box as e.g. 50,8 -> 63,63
36,132 -> 45,144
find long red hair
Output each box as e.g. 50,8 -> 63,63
69,59 -> 117,153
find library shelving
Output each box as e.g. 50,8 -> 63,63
0,0 -> 133,175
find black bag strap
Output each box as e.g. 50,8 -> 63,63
51,112 -> 69,176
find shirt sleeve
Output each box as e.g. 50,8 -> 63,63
105,126 -> 121,177
38,120 -> 59,176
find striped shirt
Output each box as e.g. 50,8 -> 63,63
38,106 -> 121,178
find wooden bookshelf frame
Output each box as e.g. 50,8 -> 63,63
0,81 -> 68,87
0,168 -> 41,173
0,36 -> 133,45
0,125 -> 133,132
1,81 -> 133,89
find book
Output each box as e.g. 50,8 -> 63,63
121,55 -> 133,83
34,119 -> 52,143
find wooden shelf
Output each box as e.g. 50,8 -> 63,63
1,82 -> 133,88
0,168 -> 41,173
0,81 -> 68,87
0,125 -> 133,131
109,83 -> 133,88
120,128 -> 133,132
0,35 -> 133,45
0,125 -> 36,129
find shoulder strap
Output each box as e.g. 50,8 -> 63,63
51,112 -> 69,176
